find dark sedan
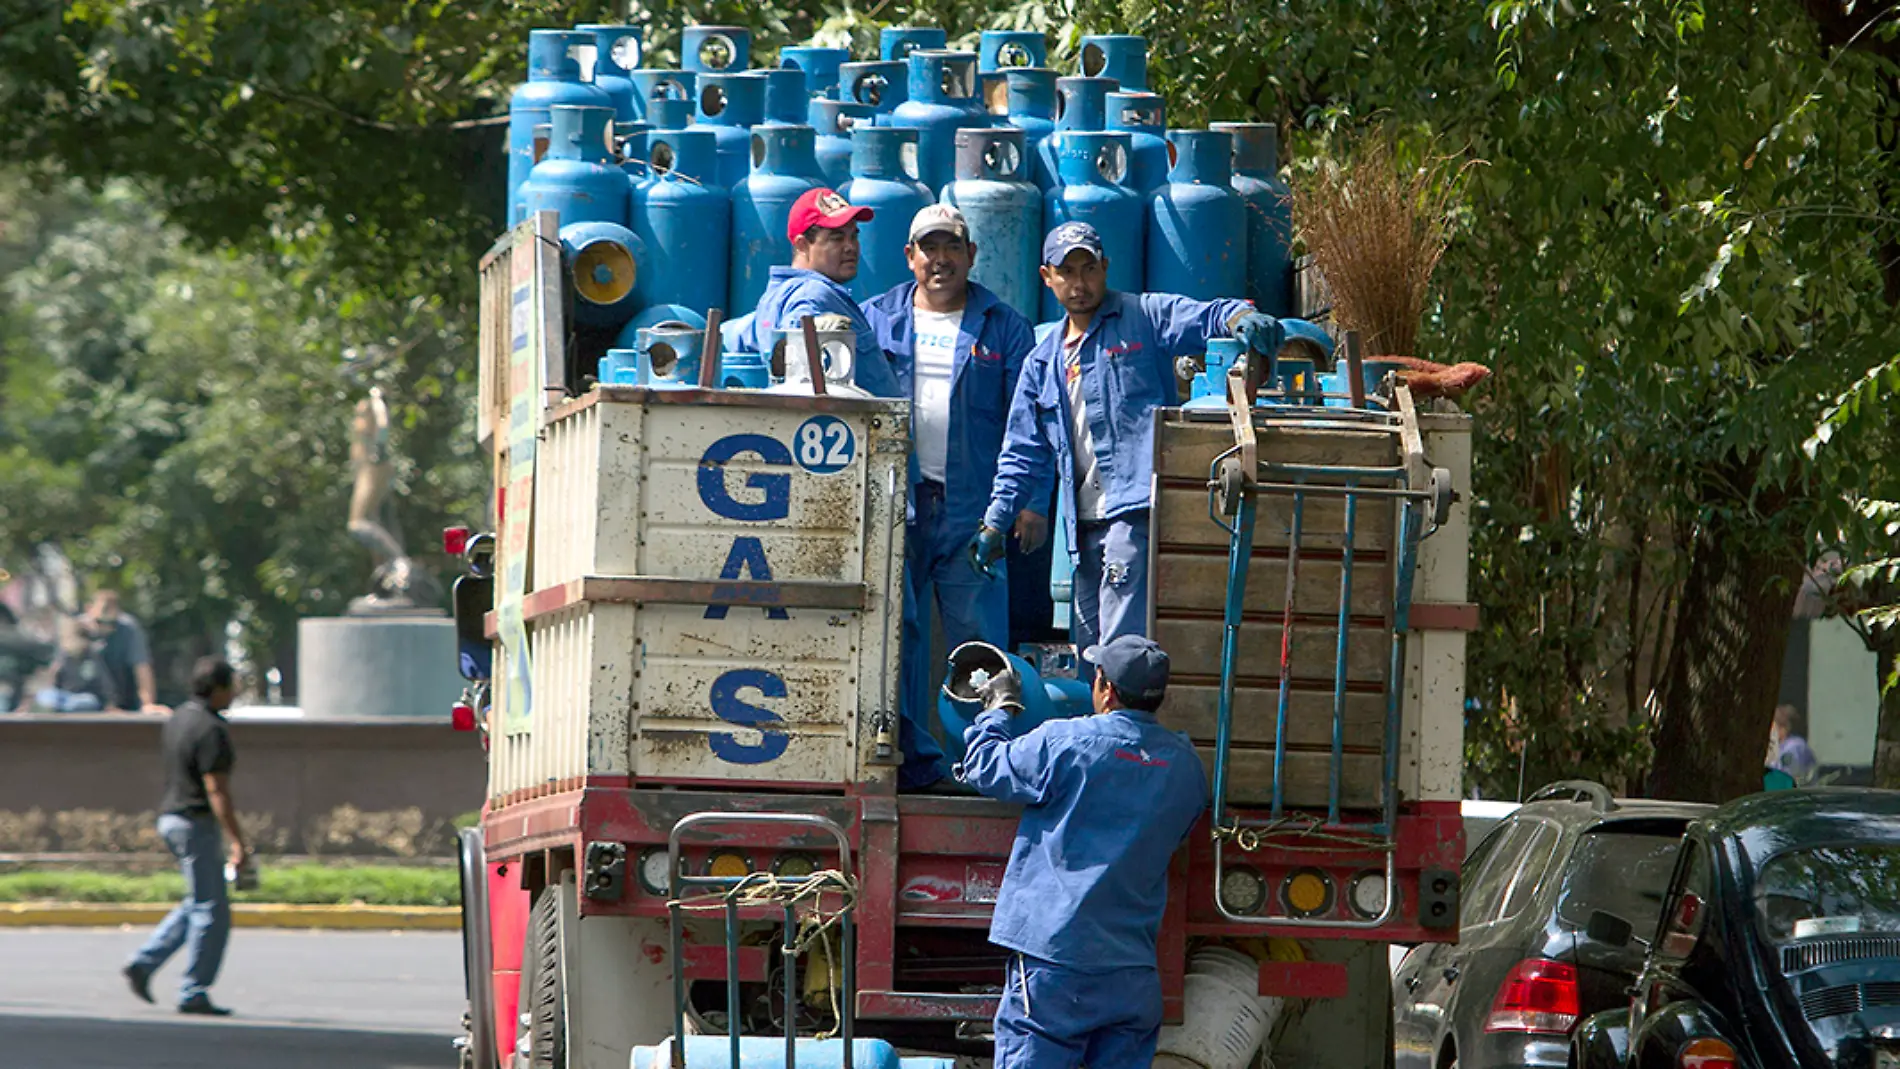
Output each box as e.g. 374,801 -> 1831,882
1394,782 -> 1708,1069
1573,788 -> 1900,1069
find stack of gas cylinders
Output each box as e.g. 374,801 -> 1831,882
506,23 -> 1323,391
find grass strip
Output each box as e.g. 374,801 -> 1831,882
0,865 -> 460,906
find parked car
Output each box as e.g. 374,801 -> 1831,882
1572,788 -> 1900,1069
1393,781 -> 1709,1069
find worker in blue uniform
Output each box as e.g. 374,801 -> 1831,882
862,205 -> 1042,790
971,222 -> 1283,672
737,187 -> 901,397
957,634 -> 1210,1069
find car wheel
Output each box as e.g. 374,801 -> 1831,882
516,884 -> 566,1069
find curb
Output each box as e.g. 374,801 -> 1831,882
0,902 -> 462,930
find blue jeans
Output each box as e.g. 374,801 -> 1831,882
898,481 -> 1009,788
1072,511 -> 1152,680
994,954 -> 1163,1069
130,813 -> 231,1003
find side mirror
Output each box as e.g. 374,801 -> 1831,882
1588,909 -> 1635,949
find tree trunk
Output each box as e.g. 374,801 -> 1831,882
1646,479 -> 1806,803
1867,603 -> 1900,788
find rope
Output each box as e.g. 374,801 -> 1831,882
1212,816 -> 1393,854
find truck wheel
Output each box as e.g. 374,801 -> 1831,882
517,885 -> 566,1069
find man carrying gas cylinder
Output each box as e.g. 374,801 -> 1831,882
861,204 -> 1041,791
956,633 -> 1210,1069
972,222 -> 1284,674
737,187 -> 902,397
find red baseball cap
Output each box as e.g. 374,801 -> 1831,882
786,187 -> 873,242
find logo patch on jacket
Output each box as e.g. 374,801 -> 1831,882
973,344 -> 1002,363
1114,748 -> 1170,767
1105,341 -> 1144,358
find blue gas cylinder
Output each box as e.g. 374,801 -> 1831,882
942,128 -> 1042,321
1272,355 -> 1320,404
838,127 -> 932,301
637,323 -> 704,387
507,30 -> 613,224
628,69 -> 695,123
1002,69 -> 1058,194
881,26 -> 947,60
630,1036 -> 952,1069
780,46 -> 849,99
632,129 -> 729,317
695,72 -> 769,189
1209,122 -> 1294,316
1107,92 -> 1169,195
575,24 -> 643,122
935,652 -> 1088,764
559,219 -> 647,328
645,96 -> 692,132
682,25 -> 751,73
890,50 -> 984,195
810,99 -> 876,189
614,121 -> 651,173
980,30 -> 1048,72
759,67 -> 810,125
729,125 -> 825,314
719,349 -> 771,388
839,61 -> 909,126
524,105 -> 631,226
1147,129 -> 1244,299
1042,131 -> 1142,321
1078,34 -> 1147,90
1036,76 -> 1113,192
1184,338 -> 1255,409
597,348 -> 640,385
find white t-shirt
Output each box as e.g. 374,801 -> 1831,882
1064,330 -> 1107,521
911,307 -> 962,484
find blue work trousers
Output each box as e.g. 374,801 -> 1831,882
1072,511 -> 1152,681
899,480 -> 1009,788
130,813 -> 231,1003
994,953 -> 1163,1069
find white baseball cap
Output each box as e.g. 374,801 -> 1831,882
908,204 -> 970,243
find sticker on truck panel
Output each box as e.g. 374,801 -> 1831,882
793,416 -> 855,475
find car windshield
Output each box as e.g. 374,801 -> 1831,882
1556,830 -> 1683,935
1756,844 -> 1900,943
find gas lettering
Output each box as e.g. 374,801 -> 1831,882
708,668 -> 790,764
705,537 -> 789,621
696,434 -> 793,521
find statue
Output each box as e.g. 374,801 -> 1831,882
346,386 -> 442,615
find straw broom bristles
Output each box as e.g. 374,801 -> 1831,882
1290,129 -> 1470,359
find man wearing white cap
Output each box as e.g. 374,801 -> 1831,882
861,204 -> 1040,790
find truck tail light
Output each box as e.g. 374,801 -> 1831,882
1483,958 -> 1580,1034
451,701 -> 477,732
1678,1038 -> 1736,1069
443,525 -> 471,556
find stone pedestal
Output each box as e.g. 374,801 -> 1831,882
297,616 -> 464,720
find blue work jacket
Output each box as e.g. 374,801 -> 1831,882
861,280 -> 1044,531
739,266 -> 901,397
960,705 -> 1210,971
983,291 -> 1254,555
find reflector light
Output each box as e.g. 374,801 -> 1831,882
1348,871 -> 1388,918
1282,869 -> 1334,917
1219,867 -> 1266,915
1678,1038 -> 1737,1069
707,850 -> 752,880
442,525 -> 471,556
1484,958 -> 1581,1034
771,853 -> 818,878
450,702 -> 476,732
637,848 -> 674,895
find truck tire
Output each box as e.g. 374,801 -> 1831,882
517,885 -> 566,1069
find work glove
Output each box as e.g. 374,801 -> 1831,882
975,666 -> 1026,714
966,525 -> 1005,578
1231,312 -> 1285,358
809,313 -> 853,333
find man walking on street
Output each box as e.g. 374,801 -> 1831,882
124,657 -> 247,1015
957,634 -> 1209,1069
862,205 -> 1040,789
972,222 -> 1283,672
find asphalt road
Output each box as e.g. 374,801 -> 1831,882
0,927 -> 465,1069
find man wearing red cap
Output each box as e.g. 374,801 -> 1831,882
737,188 -> 901,397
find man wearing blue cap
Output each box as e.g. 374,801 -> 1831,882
958,634 -> 1209,1069
970,222 -> 1283,671
861,204 -> 1042,790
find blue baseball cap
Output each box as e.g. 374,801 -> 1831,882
1083,635 -> 1170,705
1041,221 -> 1105,267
